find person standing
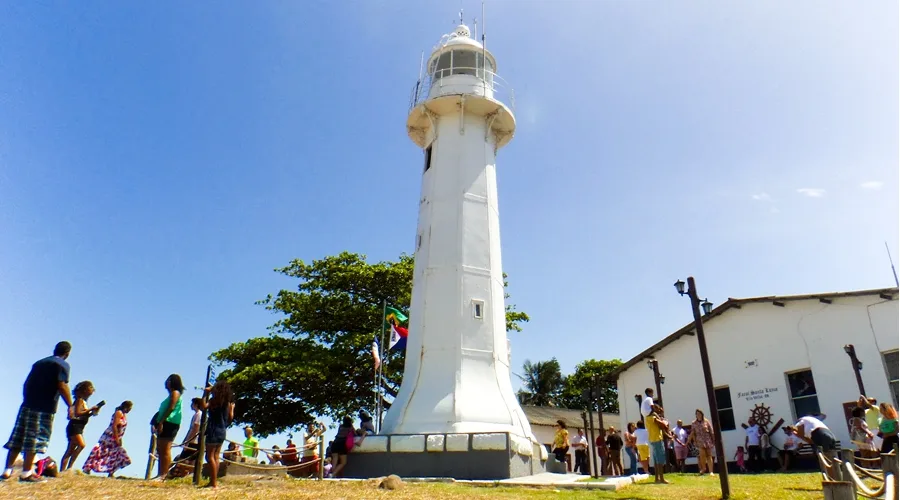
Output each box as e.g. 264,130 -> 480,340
570,429 -> 589,475
672,420 -> 688,473
2,341 -> 74,483
329,416 -> 355,478
606,426 -> 624,476
551,420 -> 570,467
153,374 -> 184,479
82,401 -> 133,477
175,398 -> 202,464
646,405 -> 669,484
199,380 -> 235,489
878,403 -> 898,454
687,409 -> 715,475
745,417 -> 762,473
634,420 -> 650,474
301,422 -> 325,476
623,422 -> 639,476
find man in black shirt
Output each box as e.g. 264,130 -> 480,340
2,342 -> 73,483
606,426 -> 624,476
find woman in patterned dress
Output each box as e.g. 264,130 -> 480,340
686,409 -> 715,475
82,401 -> 133,477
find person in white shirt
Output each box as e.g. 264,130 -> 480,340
778,427 -> 800,472
175,398 -> 203,463
672,420 -> 688,473
570,429 -> 589,475
789,414 -> 837,454
634,420 -> 650,474
640,388 -> 655,418
744,418 -> 762,473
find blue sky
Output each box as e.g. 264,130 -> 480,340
1,1 -> 896,477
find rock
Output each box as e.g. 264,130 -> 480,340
378,474 -> 404,490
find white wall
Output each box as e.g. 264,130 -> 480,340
616,294 -> 899,469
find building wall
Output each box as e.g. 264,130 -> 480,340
616,294 -> 898,469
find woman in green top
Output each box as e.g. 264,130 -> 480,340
879,402 -> 898,454
153,374 -> 184,480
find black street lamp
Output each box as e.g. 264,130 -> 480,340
647,359 -> 664,407
675,277 -> 730,499
843,344 -> 866,395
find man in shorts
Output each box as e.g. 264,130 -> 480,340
2,342 -> 74,483
646,403 -> 670,484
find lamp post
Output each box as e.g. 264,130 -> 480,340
843,344 -> 866,395
674,277 -> 730,499
647,359 -> 664,407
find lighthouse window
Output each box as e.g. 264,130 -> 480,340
452,50 -> 477,76
423,145 -> 433,172
434,52 -> 453,76
472,299 -> 484,319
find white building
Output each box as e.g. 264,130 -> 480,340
522,406 -> 619,474
612,287 -> 898,469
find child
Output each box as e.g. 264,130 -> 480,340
735,445 -> 747,472
60,381 -> 102,472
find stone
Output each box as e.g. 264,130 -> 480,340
472,433 -> 507,451
390,435 -> 426,453
378,474 -> 404,490
426,435 -> 445,452
445,434 -> 470,452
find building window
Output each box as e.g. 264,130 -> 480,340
884,350 -> 899,406
786,369 -> 821,419
472,299 -> 484,319
424,145 -> 433,172
714,386 -> 736,431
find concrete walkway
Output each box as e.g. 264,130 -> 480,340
456,472 -> 649,491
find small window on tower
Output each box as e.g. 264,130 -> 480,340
424,145 -> 433,172
472,299 -> 484,319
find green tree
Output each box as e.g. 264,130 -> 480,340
210,251 -> 530,436
516,358 -> 565,407
559,358 -> 623,414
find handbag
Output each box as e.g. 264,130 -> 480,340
345,431 -> 355,452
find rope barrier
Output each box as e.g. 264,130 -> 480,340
222,438 -> 320,454
220,457 -> 321,473
851,462 -> 885,480
842,461 -> 887,498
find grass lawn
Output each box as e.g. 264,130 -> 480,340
0,472 -> 825,499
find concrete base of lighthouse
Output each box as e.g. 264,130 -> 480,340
342,432 -> 547,480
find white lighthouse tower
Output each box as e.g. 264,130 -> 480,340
347,21 -> 545,480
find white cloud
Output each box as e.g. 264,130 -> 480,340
796,188 -> 826,198
860,181 -> 883,190
770,206 -> 780,214
751,192 -> 772,202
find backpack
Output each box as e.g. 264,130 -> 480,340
345,431 -> 355,452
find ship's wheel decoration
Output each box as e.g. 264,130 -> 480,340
750,403 -> 774,429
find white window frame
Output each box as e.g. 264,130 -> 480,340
785,368 -> 820,420
883,349 -> 899,406
472,299 -> 484,319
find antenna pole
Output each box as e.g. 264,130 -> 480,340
886,241 -> 899,287
482,0 -> 486,49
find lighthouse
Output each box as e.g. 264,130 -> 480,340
346,21 -> 546,480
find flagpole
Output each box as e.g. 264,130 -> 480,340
377,299 -> 387,432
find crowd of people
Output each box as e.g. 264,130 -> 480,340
551,386 -> 898,481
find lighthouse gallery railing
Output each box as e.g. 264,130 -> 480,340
409,67 -> 515,113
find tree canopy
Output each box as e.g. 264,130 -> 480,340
559,358 -> 623,414
516,358 -> 565,407
210,251 -> 530,436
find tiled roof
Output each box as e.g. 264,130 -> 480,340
522,405 -> 619,429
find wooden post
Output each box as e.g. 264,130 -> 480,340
884,447 -> 898,500
193,365 -> 213,485
145,434 -> 157,480
582,411 -> 594,478
822,481 -> 855,500
317,437 -> 325,480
